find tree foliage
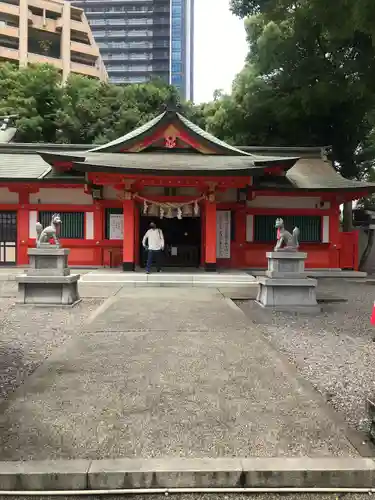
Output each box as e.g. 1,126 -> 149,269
0,63 -> 65,142
0,63 -> 204,144
224,0 -> 375,181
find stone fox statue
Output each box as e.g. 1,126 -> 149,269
274,218 -> 300,251
36,213 -> 62,247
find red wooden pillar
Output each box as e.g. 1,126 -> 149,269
122,196 -> 135,271
134,203 -> 140,266
204,198 -> 217,271
200,202 -> 205,267
234,208 -> 246,268
329,206 -> 340,268
94,201 -> 104,266
17,190 -> 30,266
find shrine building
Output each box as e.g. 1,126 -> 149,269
0,105 -> 374,271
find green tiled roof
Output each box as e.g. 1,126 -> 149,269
287,159 -> 375,191
177,113 -> 250,156
88,113 -> 166,152
0,154 -> 51,179
80,152 -> 259,171
86,110 -> 255,155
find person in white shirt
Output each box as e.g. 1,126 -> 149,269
142,222 -> 165,273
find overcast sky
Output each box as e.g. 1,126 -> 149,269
193,0 -> 248,103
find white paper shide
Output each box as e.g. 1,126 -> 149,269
216,210 -> 231,259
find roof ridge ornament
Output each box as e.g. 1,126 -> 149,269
162,94 -> 181,113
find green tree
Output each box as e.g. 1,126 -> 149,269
224,0 -> 375,228
0,63 -> 65,142
228,0 -> 375,177
0,63 -> 200,145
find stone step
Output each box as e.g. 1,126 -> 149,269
0,457 -> 374,490
81,272 -> 257,286
250,269 -> 367,278
80,280 -> 258,288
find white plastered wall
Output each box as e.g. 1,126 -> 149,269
103,186 -> 120,200
29,211 -> 37,238
29,188 -> 92,204
322,215 -> 330,243
85,212 -> 94,239
247,196 -> 330,209
177,187 -> 199,196
0,188 -> 18,203
217,188 -> 237,202
141,187 -> 165,196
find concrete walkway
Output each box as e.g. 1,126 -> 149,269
0,288 -> 363,460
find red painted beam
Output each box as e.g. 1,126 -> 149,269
88,172 -> 250,188
0,183 -> 84,190
246,207 -> 335,216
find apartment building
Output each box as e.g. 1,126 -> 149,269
0,0 -> 107,81
73,0 -> 194,101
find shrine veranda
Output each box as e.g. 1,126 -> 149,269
0,106 -> 374,271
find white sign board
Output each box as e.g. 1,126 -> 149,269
109,214 -> 123,240
216,211 -> 231,259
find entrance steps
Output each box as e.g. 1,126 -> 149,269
248,268 -> 367,279
80,270 -> 257,287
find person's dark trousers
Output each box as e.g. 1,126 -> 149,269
146,249 -> 162,273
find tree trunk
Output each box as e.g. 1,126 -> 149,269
342,202 -> 353,232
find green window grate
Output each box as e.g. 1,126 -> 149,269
254,215 -> 322,243
38,212 -> 85,239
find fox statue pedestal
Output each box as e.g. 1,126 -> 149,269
256,218 -> 319,313
16,247 -> 80,306
16,214 -> 80,306
257,252 -> 319,313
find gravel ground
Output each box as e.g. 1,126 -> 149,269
0,293 -> 103,404
237,278 -> 375,434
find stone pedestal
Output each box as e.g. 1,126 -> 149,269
257,251 -> 319,312
16,247 -> 80,306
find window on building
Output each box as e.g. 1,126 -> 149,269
108,64 -> 153,72
128,30 -> 153,37
172,74 -> 182,84
89,19 -> 104,25
38,212 -> 85,239
253,215 -> 322,243
110,76 -> 126,83
172,40 -> 182,50
172,62 -> 182,72
172,50 -> 182,61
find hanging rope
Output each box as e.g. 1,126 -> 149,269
134,193 -> 205,210
134,193 -> 206,218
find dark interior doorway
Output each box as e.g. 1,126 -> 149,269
139,216 -> 201,268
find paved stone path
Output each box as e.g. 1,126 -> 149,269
0,495 -> 372,500
0,288 -> 363,460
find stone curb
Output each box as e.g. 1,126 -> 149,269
0,458 -> 375,491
